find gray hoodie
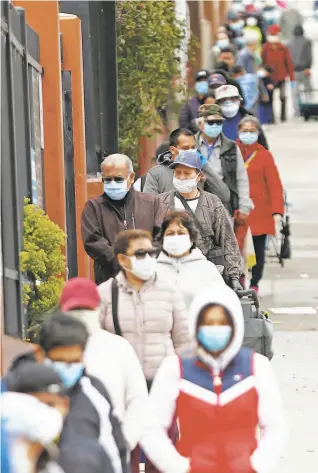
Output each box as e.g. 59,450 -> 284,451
288,26 -> 312,71
156,248 -> 225,309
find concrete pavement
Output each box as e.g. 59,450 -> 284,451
260,15 -> 318,473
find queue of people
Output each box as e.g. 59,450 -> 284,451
2,2 -> 299,473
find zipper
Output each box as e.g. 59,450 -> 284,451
123,205 -> 127,230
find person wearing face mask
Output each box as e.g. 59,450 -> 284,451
98,229 -> 190,386
195,103 -> 251,225
243,14 -> 266,54
1,392 -> 65,473
208,33 -> 231,71
261,24 -> 295,122
81,153 -> 165,285
279,2 -> 303,43
146,284 -> 288,473
225,10 -> 245,50
98,229 -> 190,472
236,29 -> 263,75
179,70 -> 210,130
59,277 -> 149,454
158,150 -> 242,289
236,116 -> 284,292
232,65 -> 259,114
156,210 -> 225,308
215,85 -> 269,147
32,312 -> 129,473
144,127 -> 231,207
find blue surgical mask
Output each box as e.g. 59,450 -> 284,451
104,179 -> 128,201
203,123 -> 223,138
229,20 -> 244,31
221,101 -> 240,118
195,81 -> 209,96
46,360 -> 84,389
239,131 -> 258,145
216,39 -> 230,49
197,325 -> 232,353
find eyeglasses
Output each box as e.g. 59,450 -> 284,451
205,120 -> 223,126
102,176 -> 126,184
127,248 -> 158,259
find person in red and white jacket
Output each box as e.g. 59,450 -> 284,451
142,284 -> 288,473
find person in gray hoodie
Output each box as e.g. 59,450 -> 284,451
156,211 -> 225,309
288,25 -> 313,115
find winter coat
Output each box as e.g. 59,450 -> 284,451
158,190 -> 241,279
72,323 -> 148,451
179,96 -> 202,129
81,188 -> 165,284
261,42 -> 295,83
156,248 -> 224,309
237,141 -> 284,236
288,33 -> 312,71
236,47 -> 257,75
98,271 -> 191,381
146,285 -> 288,473
236,74 -> 259,112
280,8 -> 303,42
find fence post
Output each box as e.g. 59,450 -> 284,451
4,1 -> 24,337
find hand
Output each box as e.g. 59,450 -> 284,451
197,152 -> 207,167
267,84 -> 274,90
273,214 -> 282,235
229,278 -> 243,292
304,69 -> 311,77
290,81 -> 296,89
235,212 -> 249,226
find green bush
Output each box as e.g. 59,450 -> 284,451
116,0 -> 189,165
21,200 -> 66,331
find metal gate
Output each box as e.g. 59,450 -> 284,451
1,2 -> 44,337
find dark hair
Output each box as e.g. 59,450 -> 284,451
215,61 -> 230,73
196,303 -> 233,329
39,311 -> 89,353
5,361 -> 64,394
231,65 -> 244,75
114,229 -> 152,257
169,128 -> 194,147
158,210 -> 199,243
218,47 -> 235,55
204,90 -> 216,100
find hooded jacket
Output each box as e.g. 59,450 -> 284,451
147,285 -> 288,473
288,26 -> 312,72
156,248 -> 224,309
143,151 -> 175,195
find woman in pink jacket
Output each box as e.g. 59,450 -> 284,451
98,228 -> 191,387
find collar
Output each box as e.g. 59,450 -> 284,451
199,133 -> 221,148
115,270 -> 156,293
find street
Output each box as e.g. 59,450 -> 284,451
260,21 -> 318,473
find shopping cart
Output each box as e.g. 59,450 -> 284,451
299,89 -> 318,121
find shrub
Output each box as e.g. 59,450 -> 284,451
20,200 -> 66,332
116,0 -> 190,165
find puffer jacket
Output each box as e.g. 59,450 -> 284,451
156,248 -> 225,309
98,271 -> 190,381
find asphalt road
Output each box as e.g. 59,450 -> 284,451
259,14 -> 318,473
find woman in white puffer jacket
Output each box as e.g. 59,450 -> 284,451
156,211 -> 225,309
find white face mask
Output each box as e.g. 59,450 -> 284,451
127,254 -> 157,281
246,17 -> 258,27
163,234 -> 192,257
267,35 -> 279,43
69,309 -> 101,335
221,101 -> 240,118
173,176 -> 198,194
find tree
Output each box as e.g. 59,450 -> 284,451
116,0 -> 187,165
20,200 -> 66,332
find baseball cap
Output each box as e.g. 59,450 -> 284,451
60,277 -> 100,312
195,69 -> 209,81
215,85 -> 242,102
208,73 -> 227,88
169,150 -> 203,171
198,104 -> 225,121
6,362 -> 65,395
268,24 -> 281,35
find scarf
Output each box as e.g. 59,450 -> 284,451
236,140 -> 260,162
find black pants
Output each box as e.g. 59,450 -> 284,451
251,235 -> 267,288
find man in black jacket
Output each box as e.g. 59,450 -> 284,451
6,312 -> 129,473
